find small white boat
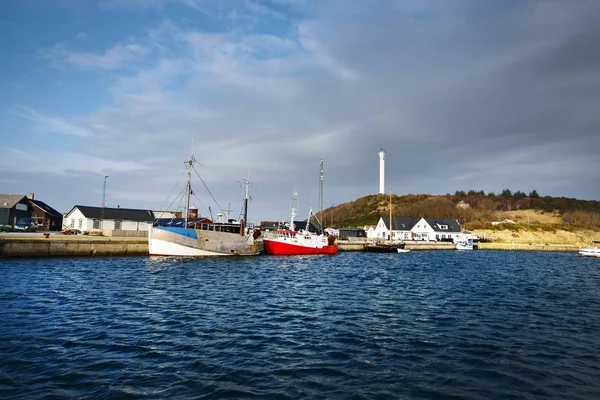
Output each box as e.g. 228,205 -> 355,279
454,235 -> 473,250
397,248 -> 410,253
579,242 -> 600,258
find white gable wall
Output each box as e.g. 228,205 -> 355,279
366,227 -> 376,239
374,217 -> 389,239
411,218 -> 436,240
374,218 -> 413,241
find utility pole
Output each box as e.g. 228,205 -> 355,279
101,175 -> 109,230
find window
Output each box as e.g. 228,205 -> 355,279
78,219 -> 82,229
438,224 -> 448,230
70,218 -> 74,228
93,219 -> 100,229
115,220 -> 122,230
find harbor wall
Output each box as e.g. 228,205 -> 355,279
0,237 -> 148,258
478,243 -> 577,252
1,238 -> 580,258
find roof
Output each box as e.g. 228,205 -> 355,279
382,216 -> 421,231
424,218 -> 462,232
68,205 -> 154,221
0,194 -> 27,209
30,199 -> 62,217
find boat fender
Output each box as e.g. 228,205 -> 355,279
328,235 -> 335,246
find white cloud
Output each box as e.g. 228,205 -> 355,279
13,106 -> 93,137
0,147 -> 149,176
38,42 -> 151,70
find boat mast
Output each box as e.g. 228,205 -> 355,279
319,158 -> 323,225
241,177 -> 251,225
184,153 -> 195,228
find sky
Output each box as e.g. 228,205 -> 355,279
1,0 -> 599,224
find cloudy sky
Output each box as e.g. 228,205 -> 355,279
1,0 -> 599,223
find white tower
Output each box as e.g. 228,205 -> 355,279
379,148 -> 385,194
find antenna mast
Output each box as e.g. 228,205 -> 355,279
319,158 -> 324,223
241,177 -> 251,225
184,150 -> 195,228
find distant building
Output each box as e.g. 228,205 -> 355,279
28,194 -> 63,231
338,227 -> 367,241
364,225 -> 376,239
0,194 -> 30,226
0,193 -> 62,230
260,220 -> 322,232
260,221 -> 280,232
374,216 -> 463,241
153,210 -> 180,219
63,205 -> 154,234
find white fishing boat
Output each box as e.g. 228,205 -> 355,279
579,241 -> 600,258
148,152 -> 262,257
454,235 -> 473,250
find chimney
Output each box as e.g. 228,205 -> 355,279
27,193 -> 35,200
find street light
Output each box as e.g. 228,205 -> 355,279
101,175 -> 109,230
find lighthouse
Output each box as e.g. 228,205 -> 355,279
379,148 -> 385,194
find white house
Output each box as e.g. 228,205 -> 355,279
364,225 -> 376,239
373,216 -> 463,242
63,205 -> 154,234
411,218 -> 463,241
373,216 -> 421,241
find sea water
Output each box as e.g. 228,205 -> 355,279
1,251 -> 599,399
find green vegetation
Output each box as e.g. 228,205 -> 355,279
317,189 -> 600,230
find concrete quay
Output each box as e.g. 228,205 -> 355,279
337,241 -> 456,251
478,242 -> 578,252
0,234 -> 580,258
0,233 -> 148,258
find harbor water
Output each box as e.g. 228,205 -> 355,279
1,251 -> 599,399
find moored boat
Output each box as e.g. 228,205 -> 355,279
148,153 -> 262,257
263,228 -> 337,255
455,235 -> 473,250
579,241 -> 600,258
263,190 -> 337,256
365,241 -> 405,253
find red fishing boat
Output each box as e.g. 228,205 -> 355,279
263,190 -> 337,256
263,228 -> 337,255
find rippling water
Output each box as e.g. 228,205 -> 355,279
1,251 -> 599,399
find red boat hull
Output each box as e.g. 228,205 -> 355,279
263,239 -> 338,255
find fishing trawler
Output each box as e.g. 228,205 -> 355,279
263,189 -> 337,256
148,153 -> 262,257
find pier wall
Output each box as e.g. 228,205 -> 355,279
1,237 -> 580,258
0,238 -> 148,258
478,243 -> 577,252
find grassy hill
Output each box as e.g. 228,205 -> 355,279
315,190 -> 600,246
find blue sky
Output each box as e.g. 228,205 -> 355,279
1,0 -> 599,223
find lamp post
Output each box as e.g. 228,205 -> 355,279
101,175 -> 109,230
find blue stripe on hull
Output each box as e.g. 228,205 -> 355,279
155,227 -> 198,240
